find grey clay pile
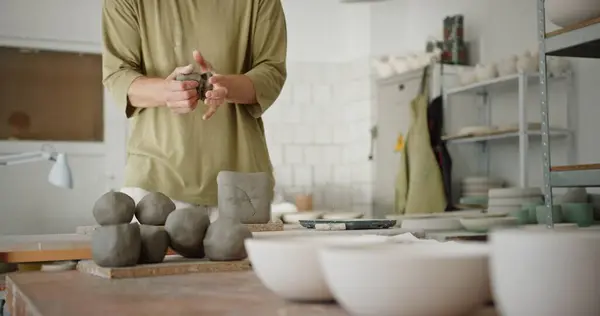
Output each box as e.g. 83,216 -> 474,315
91,191 -> 175,267
90,171 -> 271,267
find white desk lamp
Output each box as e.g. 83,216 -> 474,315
0,145 -> 73,189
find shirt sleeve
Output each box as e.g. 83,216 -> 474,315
101,0 -> 144,118
244,0 -> 288,118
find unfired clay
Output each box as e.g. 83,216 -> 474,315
93,191 -> 136,225
175,72 -> 213,102
135,192 -> 176,225
164,207 -> 210,258
204,217 -> 252,261
138,225 -> 170,264
216,171 -> 272,224
91,223 -> 141,267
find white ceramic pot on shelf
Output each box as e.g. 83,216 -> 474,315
497,56 -> 518,77
475,63 -> 499,82
458,68 -> 477,86
389,55 -> 410,74
371,57 -> 395,78
547,56 -> 571,77
516,51 -> 537,73
545,0 -> 600,28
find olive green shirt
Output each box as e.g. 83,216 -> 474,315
102,0 -> 287,206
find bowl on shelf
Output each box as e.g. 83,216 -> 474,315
319,242 -> 491,316
545,0 -> 600,28
561,203 -> 595,227
244,235 -> 388,302
535,205 -> 564,224
490,228 -> 600,316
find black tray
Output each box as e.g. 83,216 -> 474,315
298,219 -> 396,230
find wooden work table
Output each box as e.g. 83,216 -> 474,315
5,271 -> 347,316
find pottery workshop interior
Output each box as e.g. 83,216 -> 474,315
1,0 -> 600,315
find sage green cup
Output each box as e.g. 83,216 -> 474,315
510,208 -> 532,225
561,203 -> 594,227
523,201 -> 544,224
535,205 -> 563,225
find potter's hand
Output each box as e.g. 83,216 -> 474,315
163,64 -> 200,114
192,50 -> 228,120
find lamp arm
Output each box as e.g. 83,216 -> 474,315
0,151 -> 52,166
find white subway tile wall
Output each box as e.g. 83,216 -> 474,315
263,59 -> 374,216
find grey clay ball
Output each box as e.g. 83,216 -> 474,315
135,192 -> 176,225
138,225 -> 170,264
91,223 -> 141,267
93,191 -> 135,225
164,207 -> 210,258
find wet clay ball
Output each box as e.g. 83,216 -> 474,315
92,191 -> 135,225
135,192 -> 176,225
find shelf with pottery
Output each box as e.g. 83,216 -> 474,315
442,124 -> 571,144
443,49 -> 574,188
545,16 -> 600,58
538,0 -> 600,221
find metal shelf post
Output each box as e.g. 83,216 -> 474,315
537,0 -> 554,228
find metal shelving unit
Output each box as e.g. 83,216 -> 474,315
444,71 -> 573,188
537,1 -> 600,228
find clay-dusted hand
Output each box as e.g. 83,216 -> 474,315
192,50 -> 228,120
163,64 -> 201,114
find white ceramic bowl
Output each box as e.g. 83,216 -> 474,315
490,229 -> 600,316
319,242 -> 491,316
460,217 -> 518,233
321,211 -> 364,220
281,211 -> 323,224
244,236 -> 388,302
546,0 -> 600,27
401,217 -> 463,231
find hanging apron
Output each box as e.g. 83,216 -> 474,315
394,67 -> 447,215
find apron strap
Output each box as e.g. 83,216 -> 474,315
418,65 -> 430,97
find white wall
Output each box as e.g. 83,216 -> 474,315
1,0 -> 599,234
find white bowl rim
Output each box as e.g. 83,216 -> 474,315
245,235 -> 390,248
319,242 -> 490,259
490,227 -> 600,238
460,216 -> 518,224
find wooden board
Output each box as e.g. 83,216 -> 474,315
75,221 -> 284,235
76,255 -> 251,279
551,163 -> 600,172
546,16 -> 600,37
0,234 -> 91,263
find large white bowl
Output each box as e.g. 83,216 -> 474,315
490,229 -> 600,316
546,0 -> 600,28
319,242 -> 490,316
244,235 -> 388,302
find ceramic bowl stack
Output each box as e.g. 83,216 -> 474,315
245,235 -> 492,316
460,177 -> 504,206
487,187 -> 543,214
